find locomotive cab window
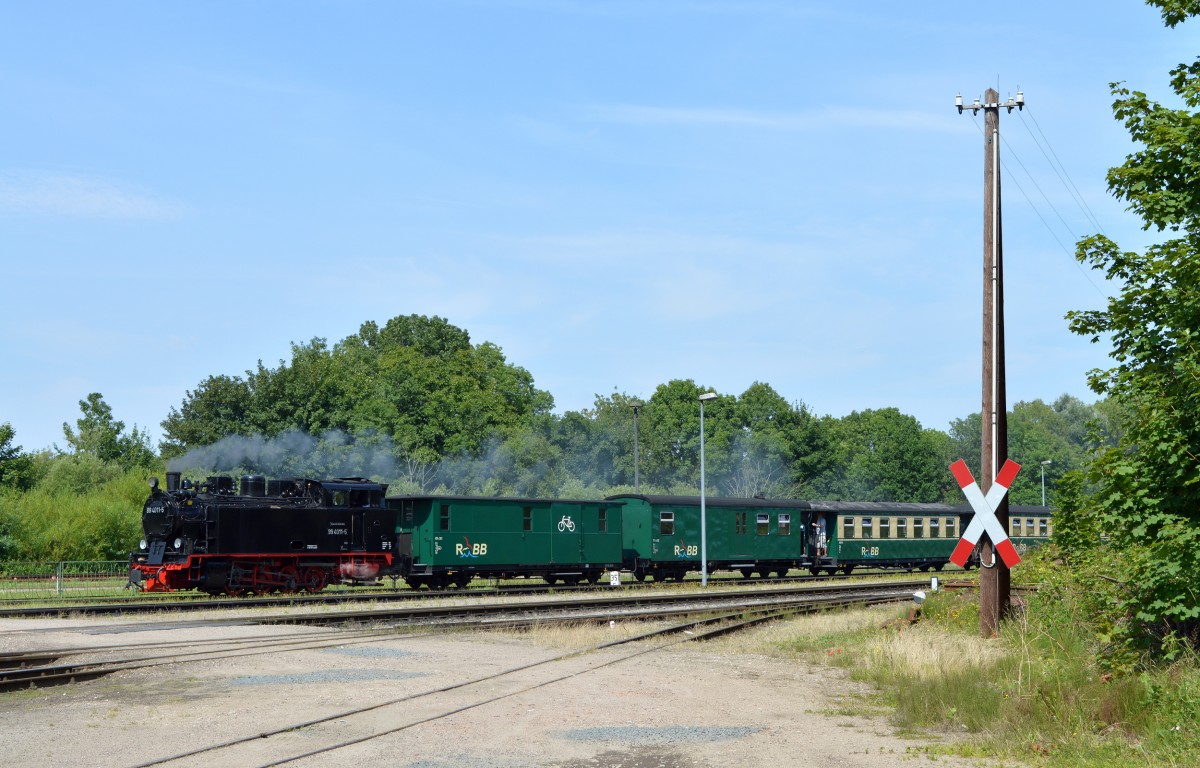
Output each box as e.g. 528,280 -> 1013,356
660,511 -> 675,536
880,517 -> 891,538
756,513 -> 770,535
778,514 -> 791,536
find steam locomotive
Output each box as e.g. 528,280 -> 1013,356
129,472 -> 396,594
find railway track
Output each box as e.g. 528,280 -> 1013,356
0,579 -> 930,694
0,568 -> 953,619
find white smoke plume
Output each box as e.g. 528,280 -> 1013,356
167,429 -> 401,481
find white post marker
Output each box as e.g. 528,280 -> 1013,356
949,459 -> 1022,568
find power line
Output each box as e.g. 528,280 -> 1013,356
968,113 -> 1109,299
1019,106 -> 1108,236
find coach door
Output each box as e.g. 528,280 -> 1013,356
550,501 -> 585,565
391,499 -> 414,568
732,509 -> 753,557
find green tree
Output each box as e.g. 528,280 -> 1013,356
0,423 -> 34,490
947,396 -> 1106,506
160,374 -> 255,456
811,408 -> 951,502
639,379 -> 736,493
162,315 -> 554,464
1064,0 -> 1200,654
62,393 -> 156,470
725,382 -> 829,498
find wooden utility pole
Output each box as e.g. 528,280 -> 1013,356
957,87 -> 1023,637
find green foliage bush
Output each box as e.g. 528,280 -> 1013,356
6,465 -> 153,561
850,548 -> 1200,765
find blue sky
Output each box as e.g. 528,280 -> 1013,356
1,1 -> 1188,453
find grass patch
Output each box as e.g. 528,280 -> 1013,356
752,551 -> 1200,767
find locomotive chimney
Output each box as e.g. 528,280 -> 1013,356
166,472 -> 181,491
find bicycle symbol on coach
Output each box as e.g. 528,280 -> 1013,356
557,516 -> 576,532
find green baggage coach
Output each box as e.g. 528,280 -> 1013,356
387,495 -> 625,588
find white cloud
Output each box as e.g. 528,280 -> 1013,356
0,172 -> 183,219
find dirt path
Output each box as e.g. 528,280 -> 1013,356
0,613 -> 1006,768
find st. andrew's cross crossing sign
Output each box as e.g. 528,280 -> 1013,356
949,459 -> 1022,569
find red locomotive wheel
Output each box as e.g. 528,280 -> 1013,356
302,567 -> 328,593
279,565 -> 301,593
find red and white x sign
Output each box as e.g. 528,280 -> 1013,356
949,459 -> 1022,568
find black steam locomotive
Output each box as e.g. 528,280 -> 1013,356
129,472 -> 397,595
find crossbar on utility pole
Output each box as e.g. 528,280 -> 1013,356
957,87 -> 1023,638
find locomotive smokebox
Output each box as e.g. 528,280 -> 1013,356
240,475 -> 267,497
166,472 -> 181,491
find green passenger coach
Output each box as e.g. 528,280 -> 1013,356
606,495 -> 813,581
807,500 -> 967,574
1007,504 -> 1054,558
387,495 -> 625,588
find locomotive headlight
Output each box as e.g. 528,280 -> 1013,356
139,539 -> 148,551
174,537 -> 184,549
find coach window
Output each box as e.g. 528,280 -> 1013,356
861,517 -> 873,539
897,518 -> 908,538
735,511 -> 747,535
880,517 -> 891,538
947,518 -> 958,538
757,513 -> 770,535
930,518 -> 941,538
1011,518 -> 1022,536
843,517 -> 855,540
913,518 -> 925,539
1025,518 -> 1035,536
598,507 -> 608,533
439,504 -> 450,531
523,507 -> 532,532
660,511 -> 675,536
778,513 -> 791,536
1039,518 -> 1048,537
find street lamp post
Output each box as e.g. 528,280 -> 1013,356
1040,460 -> 1052,507
630,400 -> 643,494
698,392 -> 717,587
